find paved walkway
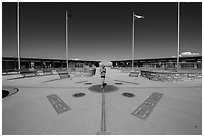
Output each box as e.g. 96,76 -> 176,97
2,68 -> 202,135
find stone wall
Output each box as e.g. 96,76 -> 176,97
140,70 -> 202,82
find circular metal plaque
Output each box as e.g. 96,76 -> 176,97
72,92 -> 85,97
122,92 -> 135,97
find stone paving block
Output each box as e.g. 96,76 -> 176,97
131,92 -> 163,120
47,94 -> 71,114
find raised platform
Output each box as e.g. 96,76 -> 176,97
2,68 -> 202,135
140,70 -> 202,82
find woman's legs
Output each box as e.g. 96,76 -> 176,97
101,77 -> 105,88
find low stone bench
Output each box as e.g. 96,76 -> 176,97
188,73 -> 197,77
187,73 -> 197,80
36,70 -> 44,76
172,74 -> 182,80
3,69 -> 19,75
173,77 -> 183,82
51,70 -> 58,75
58,71 -> 70,78
129,71 -> 140,77
197,74 -> 202,79
20,70 -> 37,77
163,76 -> 174,82
43,69 -> 52,75
7,71 -> 19,75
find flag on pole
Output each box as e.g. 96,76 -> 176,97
134,14 -> 144,19
68,14 -> 71,19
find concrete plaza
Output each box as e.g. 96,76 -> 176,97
2,68 -> 202,135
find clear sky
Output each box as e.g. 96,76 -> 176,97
2,2 -> 202,65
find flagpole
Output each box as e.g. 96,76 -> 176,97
17,2 -> 20,71
132,12 -> 135,71
177,2 -> 180,72
66,10 -> 68,69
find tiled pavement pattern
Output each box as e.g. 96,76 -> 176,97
47,94 -> 71,114
131,92 -> 163,120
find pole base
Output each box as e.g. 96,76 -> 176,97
96,132 -> 111,135
101,83 -> 107,89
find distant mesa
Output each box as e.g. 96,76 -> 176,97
180,52 -> 200,57
72,59 -> 80,60
171,51 -> 200,57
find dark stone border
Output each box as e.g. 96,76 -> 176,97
72,92 -> 86,97
122,92 -> 135,97
84,83 -> 92,85
2,90 -> 9,98
115,82 -> 123,85
2,88 -> 19,98
115,80 -> 139,85
75,81 -> 88,84
89,85 -> 118,93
